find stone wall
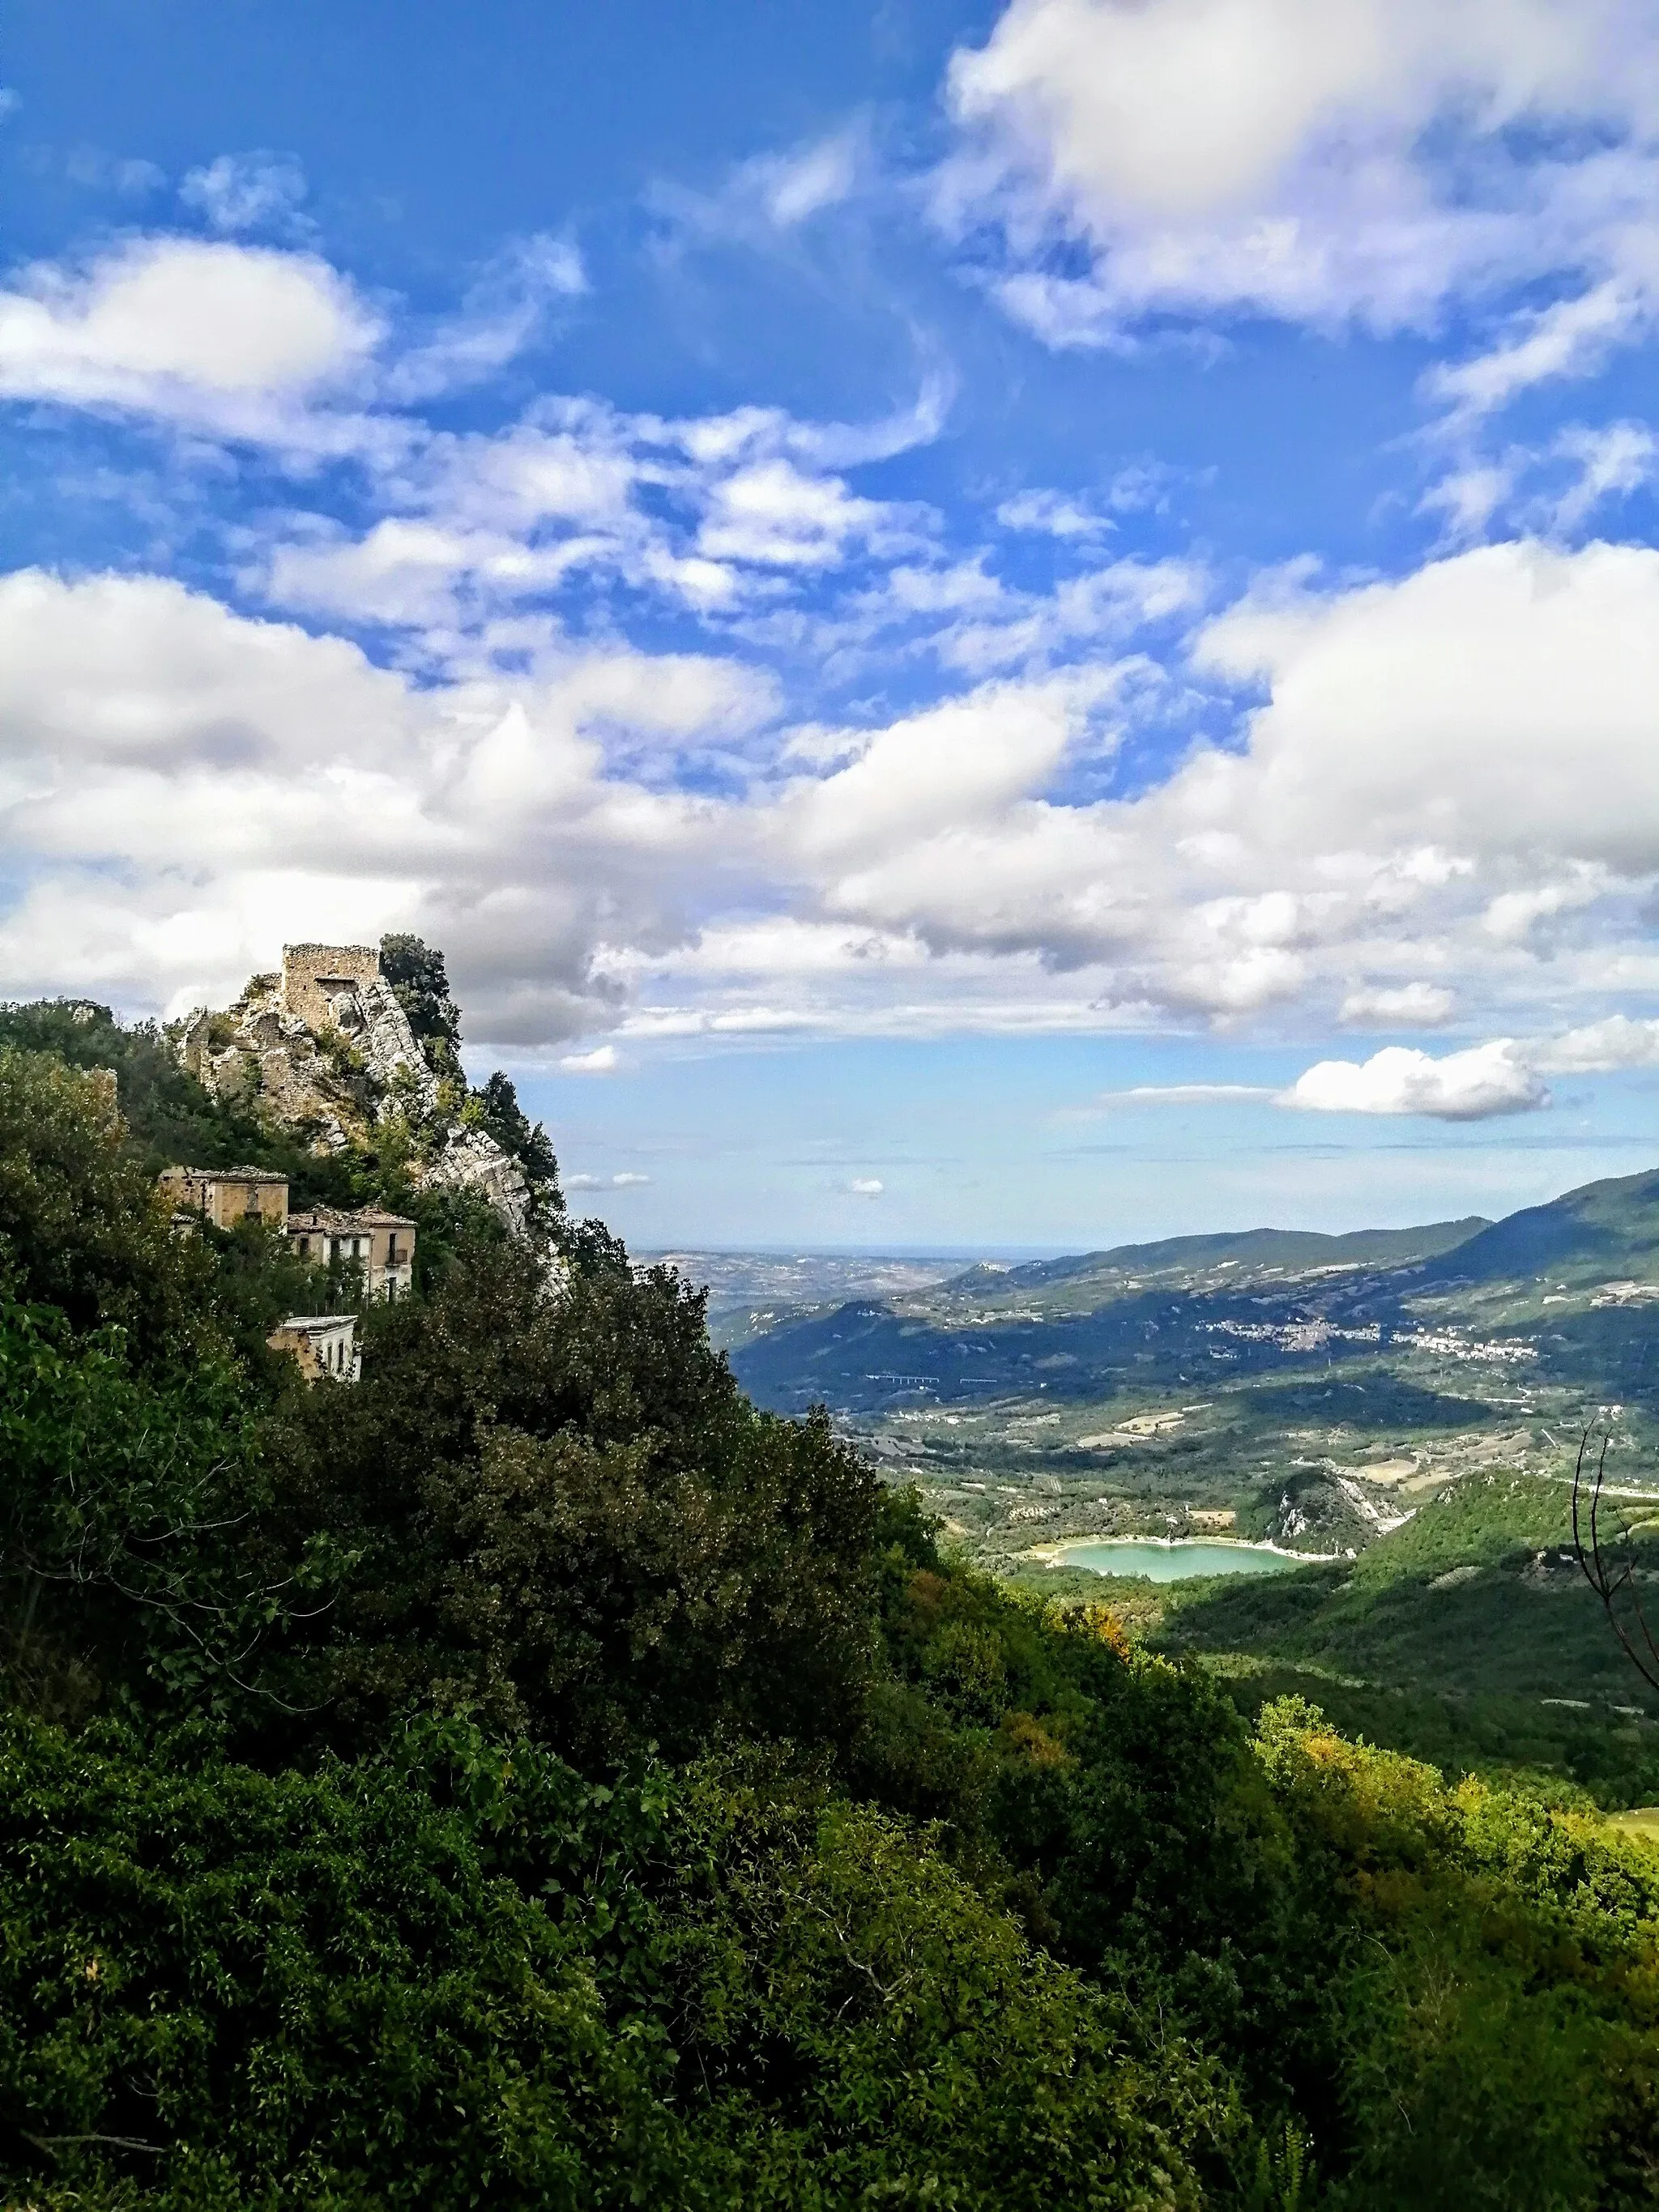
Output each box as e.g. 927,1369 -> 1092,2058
281,944 -> 382,1033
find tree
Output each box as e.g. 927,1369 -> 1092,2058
474,1068 -> 562,1204
379,933 -> 463,1078
274,1230 -> 885,1761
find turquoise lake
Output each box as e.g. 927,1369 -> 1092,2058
1060,1540 -> 1304,1583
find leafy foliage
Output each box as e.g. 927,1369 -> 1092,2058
473,1067 -> 562,1201
378,931 -> 463,1079
271,1227 -> 884,1761
0,1712 -> 1223,2210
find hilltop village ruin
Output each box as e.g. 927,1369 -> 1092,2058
174,942 -> 535,1234
161,940 -> 540,1379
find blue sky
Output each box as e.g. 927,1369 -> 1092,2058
6,0 -> 1659,1248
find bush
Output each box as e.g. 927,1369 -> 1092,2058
273,1231 -> 886,1762
0,1711 -> 1223,2210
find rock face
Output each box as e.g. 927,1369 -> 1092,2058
175,944 -> 533,1235
424,1125 -> 535,1236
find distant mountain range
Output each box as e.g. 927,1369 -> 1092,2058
944,1216 -> 1489,1297
728,1167 -> 1659,1417
1417,1168 -> 1659,1288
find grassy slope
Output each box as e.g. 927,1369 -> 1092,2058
1145,1472 -> 1659,1804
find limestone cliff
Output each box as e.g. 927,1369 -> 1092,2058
174,944 -> 537,1235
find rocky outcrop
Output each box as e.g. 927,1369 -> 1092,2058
173,944 -> 533,1236
425,1124 -> 533,1238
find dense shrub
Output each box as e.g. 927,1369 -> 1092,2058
270,1229 -> 886,1761
0,1711 -> 1222,2210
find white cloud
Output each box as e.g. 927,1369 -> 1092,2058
848,1176 -> 885,1196
180,151 -> 309,236
997,488 -> 1114,538
1285,1008 -> 1659,1118
1282,1040 -> 1547,1118
648,123 -> 869,251
940,0 -> 1659,376
251,385 -> 945,637
1191,539 -> 1659,869
567,1168 -> 651,1188
1534,1013 -> 1659,1069
1549,419 -> 1659,528
750,132 -> 863,227
560,1045 -> 620,1073
386,235 -> 587,403
1339,981 -> 1456,1026
15,462 -> 1659,1064
1424,279 -> 1648,421
696,457 -> 898,569
0,237 -> 384,450
1100,1083 -> 1275,1102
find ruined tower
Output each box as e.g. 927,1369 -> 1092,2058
280,944 -> 382,1033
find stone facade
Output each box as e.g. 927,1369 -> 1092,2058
158,1164 -> 289,1231
267,1313 -> 360,1383
280,943 -> 383,1032
288,1206 -> 416,1299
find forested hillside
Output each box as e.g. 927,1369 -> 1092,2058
3,1012 -> 1659,2208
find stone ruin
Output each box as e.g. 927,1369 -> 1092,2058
174,943 -> 534,1235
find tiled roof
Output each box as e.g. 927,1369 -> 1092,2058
288,1206 -> 417,1232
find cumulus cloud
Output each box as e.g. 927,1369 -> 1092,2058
1282,1040 -> 1547,1118
939,0 -> 1659,386
8,211 -> 1659,1065
1191,539 -> 1659,869
15,514 -> 1659,1059
1535,1013 -> 1659,1069
848,1176 -> 885,1196
1284,1008 -> 1659,1118
0,236 -> 385,451
250,385 -> 946,639
560,1045 -> 620,1072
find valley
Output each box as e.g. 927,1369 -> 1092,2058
689,1171 -> 1659,1800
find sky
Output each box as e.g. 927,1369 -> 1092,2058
6,0 -> 1659,1250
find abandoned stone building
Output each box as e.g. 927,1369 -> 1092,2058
287,1205 -> 416,1299
175,941 -> 536,1237
279,942 -> 384,1033
267,1313 -> 360,1383
158,1163 -> 416,1301
158,1164 -> 290,1231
